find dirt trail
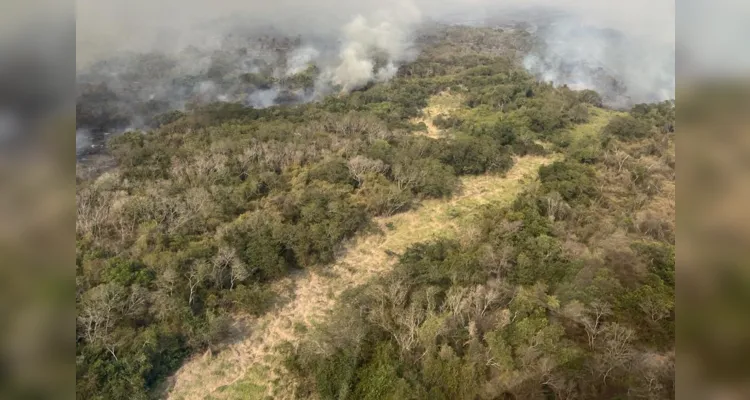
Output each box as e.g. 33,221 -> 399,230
165,155 -> 553,400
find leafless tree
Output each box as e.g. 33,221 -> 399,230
110,195 -> 151,244
347,156 -> 388,184
123,285 -> 148,318
323,112 -> 390,142
368,279 -> 425,353
76,188 -> 113,238
157,268 -> 179,298
77,283 -> 127,360
541,191 -> 571,222
541,373 -> 578,400
393,162 -> 427,191
597,322 -> 636,384
442,286 -> 469,324
212,247 -> 238,289
583,301 -> 613,349
629,351 -> 674,399
477,243 -> 513,279
401,304 -> 426,351
193,153 -> 229,186
230,257 -> 249,290
186,260 -> 209,305
466,284 -> 504,321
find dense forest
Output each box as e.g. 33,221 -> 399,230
76,25 -> 674,399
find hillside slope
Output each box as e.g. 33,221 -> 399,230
76,25 -> 674,400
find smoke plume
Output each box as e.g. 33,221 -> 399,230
74,0 -> 675,147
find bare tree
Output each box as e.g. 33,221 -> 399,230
582,301 -> 612,349
153,187 -> 213,235
562,300 -> 613,350
77,283 -> 127,360
186,260 -> 209,305
323,112 -> 389,141
541,373 -> 578,400
383,185 -> 412,216
110,195 -> 150,244
605,149 -> 631,174
466,284 -> 504,321
638,287 -> 674,323
477,244 -> 514,279
442,286 -> 469,324
368,279 -> 424,353
123,285 -> 148,318
158,267 -> 179,297
347,156 -> 388,184
393,303 -> 425,352
236,147 -> 260,179
193,153 -> 229,186
76,188 -> 114,239
597,322 -> 636,384
212,247 -> 238,289
230,257 -> 249,290
629,351 -> 674,399
170,156 -> 193,186
541,191 -> 571,222
393,162 -> 427,191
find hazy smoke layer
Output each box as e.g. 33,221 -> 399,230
75,0 -> 675,145
523,19 -> 675,107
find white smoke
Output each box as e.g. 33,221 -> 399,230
77,0 -> 675,99
76,0 -> 676,119
328,2 -> 421,91
247,87 -> 281,109
522,17 -> 674,107
285,47 -> 320,76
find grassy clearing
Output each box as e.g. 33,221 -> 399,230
410,91 -> 465,138
569,106 -> 627,143
210,365 -> 268,400
165,154 -> 553,400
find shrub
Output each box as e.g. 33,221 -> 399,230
102,258 -> 154,287
489,120 -> 519,146
365,139 -> 396,164
287,182 -> 369,265
411,121 -> 429,132
539,161 -> 598,204
308,158 -> 355,186
524,98 -> 567,134
439,136 -> 513,175
393,158 -> 457,198
568,136 -> 603,164
603,115 -> 653,140
567,103 -> 590,124
225,283 -> 275,315
433,114 -> 463,130
353,342 -> 408,400
511,139 -> 547,156
578,89 -> 603,107
355,173 -> 412,216
219,211 -> 288,281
